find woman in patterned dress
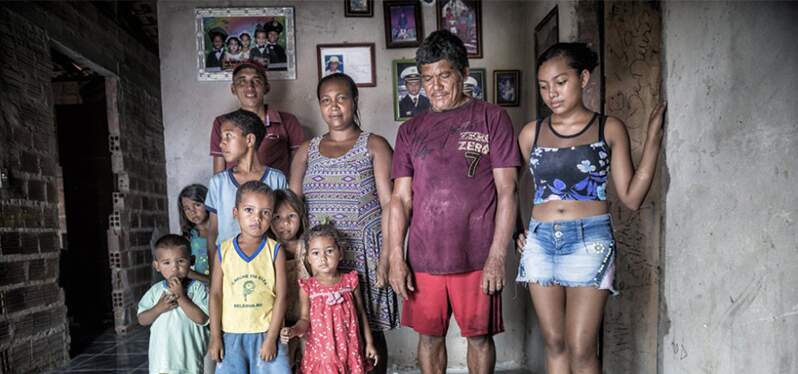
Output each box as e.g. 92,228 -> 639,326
289,73 -> 398,373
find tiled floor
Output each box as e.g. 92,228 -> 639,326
48,328 -> 150,373
49,328 -> 533,373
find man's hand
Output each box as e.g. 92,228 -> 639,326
481,255 -> 505,295
388,258 -> 414,300
375,254 -> 390,289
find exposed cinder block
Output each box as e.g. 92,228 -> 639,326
0,261 -> 26,287
0,232 -> 21,255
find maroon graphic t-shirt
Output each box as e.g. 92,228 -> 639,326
392,99 -> 521,274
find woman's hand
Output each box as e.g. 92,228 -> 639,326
516,231 -> 527,254
646,102 -> 667,144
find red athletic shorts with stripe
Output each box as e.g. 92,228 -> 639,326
401,271 -> 504,337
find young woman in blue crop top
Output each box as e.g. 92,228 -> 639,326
516,43 -> 666,374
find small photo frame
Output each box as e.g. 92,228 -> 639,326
345,0 -> 374,17
383,1 -> 424,49
317,43 -> 377,87
494,70 -> 520,107
436,0 -> 482,58
195,7 -> 296,81
465,68 -> 486,101
392,59 -> 432,121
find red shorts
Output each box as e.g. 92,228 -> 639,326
401,271 -> 503,337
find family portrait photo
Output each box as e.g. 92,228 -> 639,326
195,7 -> 296,80
436,0 -> 482,58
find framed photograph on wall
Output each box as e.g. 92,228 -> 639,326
534,6 -> 558,118
465,68 -> 486,101
392,58 -> 432,121
436,0 -> 482,58
317,43 -> 377,87
383,1 -> 424,49
345,0 -> 374,17
195,7 -> 296,81
494,70 -> 520,107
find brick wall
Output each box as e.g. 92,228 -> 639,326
0,2 -> 166,372
0,6 -> 69,372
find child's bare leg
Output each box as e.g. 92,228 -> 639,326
372,331 -> 388,374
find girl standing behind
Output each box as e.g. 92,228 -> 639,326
270,189 -> 310,370
178,184 -> 211,283
280,224 -> 378,373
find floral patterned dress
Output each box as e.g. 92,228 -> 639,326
302,132 -> 398,331
299,271 -> 366,374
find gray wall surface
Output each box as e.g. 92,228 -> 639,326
661,2 -> 798,373
158,0 -> 532,370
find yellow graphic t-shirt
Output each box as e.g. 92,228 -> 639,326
219,236 -> 280,333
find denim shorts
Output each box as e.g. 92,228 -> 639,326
216,332 -> 290,373
516,214 -> 617,295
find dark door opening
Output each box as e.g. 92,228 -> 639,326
51,49 -> 115,356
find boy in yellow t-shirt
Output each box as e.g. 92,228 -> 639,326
208,180 -> 289,373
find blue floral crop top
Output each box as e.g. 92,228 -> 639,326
529,114 -> 611,204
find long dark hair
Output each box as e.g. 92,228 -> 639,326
316,73 -> 362,128
271,189 -> 308,240
537,42 -> 599,73
177,184 -> 208,237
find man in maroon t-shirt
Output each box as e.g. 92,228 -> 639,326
388,30 -> 520,373
210,63 -> 304,175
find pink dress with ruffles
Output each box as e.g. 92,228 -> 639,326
300,271 -> 366,374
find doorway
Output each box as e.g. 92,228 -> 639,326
51,48 -> 115,356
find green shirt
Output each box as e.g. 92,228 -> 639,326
137,280 -> 209,374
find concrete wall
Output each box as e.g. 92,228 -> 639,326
159,0 -> 530,369
661,2 -> 798,373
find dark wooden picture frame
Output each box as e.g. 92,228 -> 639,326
465,67 -> 486,101
436,0 -> 482,58
494,70 -> 521,107
345,0 -> 374,17
534,6 -> 558,118
383,0 -> 424,49
317,43 -> 377,87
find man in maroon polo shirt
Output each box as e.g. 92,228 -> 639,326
210,63 -> 304,175
388,30 -> 520,373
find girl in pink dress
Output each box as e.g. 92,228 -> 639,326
280,223 -> 378,373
